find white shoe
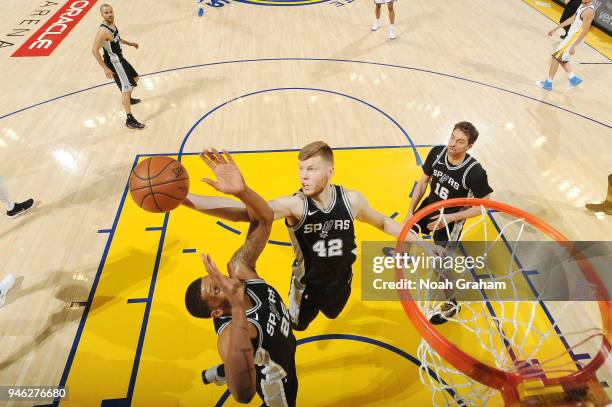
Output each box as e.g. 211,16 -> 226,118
389,27 -> 396,40
371,22 -> 380,31
0,274 -> 16,308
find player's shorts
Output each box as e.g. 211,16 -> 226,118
552,32 -> 580,63
256,348 -> 298,407
288,273 -> 352,331
374,0 -> 395,4
104,56 -> 138,92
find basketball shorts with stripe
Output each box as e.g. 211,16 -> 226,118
256,347 -> 298,407
104,57 -> 139,93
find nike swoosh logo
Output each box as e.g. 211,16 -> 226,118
308,210 -> 319,216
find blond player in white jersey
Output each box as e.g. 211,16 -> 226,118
537,0 -> 595,91
370,0 -> 397,40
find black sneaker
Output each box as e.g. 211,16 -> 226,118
126,116 -> 145,129
585,201 -> 612,215
382,247 -> 396,257
130,98 -> 141,105
560,34 -> 567,39
429,299 -> 460,325
7,198 -> 34,219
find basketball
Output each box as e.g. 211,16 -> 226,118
129,156 -> 190,213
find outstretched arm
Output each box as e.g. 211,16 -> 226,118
200,149 -> 273,277
202,254 -> 257,404
347,190 -> 407,239
120,38 -> 139,49
182,149 -> 303,223
182,193 -> 250,222
549,15 -> 576,35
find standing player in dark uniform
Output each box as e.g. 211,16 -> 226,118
406,121 -> 493,324
185,149 -> 297,406
183,141 -> 406,331
91,4 -> 145,129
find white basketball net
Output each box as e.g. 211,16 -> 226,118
402,205 -> 607,406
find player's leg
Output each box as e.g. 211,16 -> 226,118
110,58 -> 144,129
289,276 -> 320,331
320,275 -> 352,319
0,274 -> 15,308
128,68 -> 141,105
0,176 -> 14,212
537,57 -> 560,90
371,3 -> 382,31
282,347 -> 298,407
0,176 -> 34,219
560,60 -> 583,88
427,222 -> 464,325
387,2 -> 396,39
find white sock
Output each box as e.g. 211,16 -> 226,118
390,24 -> 395,29
568,73 -> 575,79
547,78 -> 553,82
376,18 -> 381,24
0,177 -> 15,211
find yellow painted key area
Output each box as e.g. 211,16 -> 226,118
60,147 -> 578,406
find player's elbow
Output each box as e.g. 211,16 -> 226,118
261,205 -> 274,224
232,388 -> 256,404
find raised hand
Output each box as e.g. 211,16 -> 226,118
201,253 -> 245,307
428,213 -> 456,231
200,148 -> 247,196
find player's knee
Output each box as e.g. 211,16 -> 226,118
321,307 -> 342,319
291,320 -> 310,331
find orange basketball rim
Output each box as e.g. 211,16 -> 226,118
395,198 -> 612,405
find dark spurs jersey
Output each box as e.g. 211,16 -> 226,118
100,23 -> 123,63
214,279 -> 296,406
421,145 -> 493,212
287,184 -> 357,290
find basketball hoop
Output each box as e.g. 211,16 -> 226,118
395,198 -> 611,406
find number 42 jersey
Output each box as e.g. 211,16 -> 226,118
287,184 -> 357,290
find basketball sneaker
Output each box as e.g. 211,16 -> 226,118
537,80 -> 553,91
6,198 -> 34,219
428,299 -> 460,325
371,21 -> 380,31
585,201 -> 612,215
126,114 -> 145,129
130,98 -> 141,105
568,76 -> 583,88
202,364 -> 226,385
382,247 -> 396,257
0,274 -> 16,308
389,26 -> 396,40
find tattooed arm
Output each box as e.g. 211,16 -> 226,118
199,148 -> 273,280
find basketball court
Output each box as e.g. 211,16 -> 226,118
0,0 -> 611,406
